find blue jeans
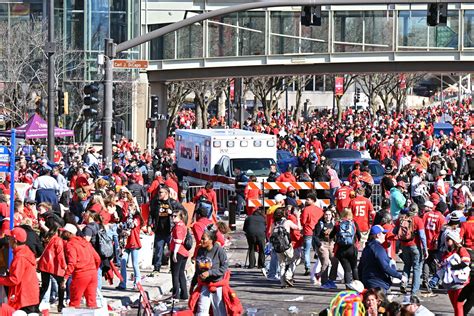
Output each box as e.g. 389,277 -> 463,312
236,194 -> 245,216
268,250 -> 280,278
153,234 -> 170,271
304,235 -> 313,270
401,245 -> 422,294
107,225 -> 120,263
330,187 -> 339,205
119,248 -> 141,288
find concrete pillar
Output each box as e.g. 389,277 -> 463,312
218,90 -> 226,118
150,81 -> 168,148
133,73 -> 149,148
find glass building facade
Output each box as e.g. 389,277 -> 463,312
148,5 -> 473,60
0,0 -> 140,141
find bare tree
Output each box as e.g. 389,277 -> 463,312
357,73 -> 395,113
327,74 -> 358,122
185,80 -> 228,128
167,81 -> 192,133
392,73 -> 425,113
0,19 -> 84,128
293,75 -> 313,121
245,76 -> 293,123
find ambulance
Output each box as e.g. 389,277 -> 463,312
175,129 -> 277,189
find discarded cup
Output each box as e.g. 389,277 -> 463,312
247,307 -> 258,316
288,306 -> 299,314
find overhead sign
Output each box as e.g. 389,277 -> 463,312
0,146 -> 10,171
113,59 -> 149,69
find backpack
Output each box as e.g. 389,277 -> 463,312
184,229 -> 193,251
270,221 -> 291,253
397,215 -> 415,242
451,186 -> 466,207
195,196 -> 214,218
336,220 -> 355,246
96,228 -> 114,258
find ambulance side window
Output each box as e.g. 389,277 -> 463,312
222,158 -> 230,176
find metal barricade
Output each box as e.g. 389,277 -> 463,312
246,181 -> 331,208
371,183 -> 382,210
185,185 -> 234,212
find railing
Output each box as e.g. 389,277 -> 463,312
187,180 -> 474,214
186,185 -> 233,212
370,180 -> 474,210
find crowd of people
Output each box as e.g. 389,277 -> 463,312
0,96 -> 472,315
234,99 -> 474,316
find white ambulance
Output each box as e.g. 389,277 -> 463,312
175,129 -> 277,189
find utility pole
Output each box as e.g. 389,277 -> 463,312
103,39 -> 115,170
47,0 -> 55,161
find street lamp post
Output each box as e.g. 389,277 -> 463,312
46,0 -> 55,161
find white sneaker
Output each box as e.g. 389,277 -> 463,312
311,278 -> 321,286
261,268 -> 267,278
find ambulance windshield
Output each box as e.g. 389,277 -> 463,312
230,158 -> 275,177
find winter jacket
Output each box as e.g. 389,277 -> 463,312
390,187 -> 406,220
188,271 -> 243,316
0,245 -> 39,310
19,224 -> 44,258
243,213 -> 266,238
38,235 -> 67,277
148,198 -> 186,236
63,236 -> 101,280
358,239 -> 402,291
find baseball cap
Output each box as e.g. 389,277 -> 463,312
401,295 -> 421,306
274,194 -> 287,203
5,227 -> 27,243
424,200 -> 434,208
59,223 -> 78,235
370,225 -> 388,235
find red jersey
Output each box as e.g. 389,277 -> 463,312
53,150 -> 62,163
349,195 -> 374,232
301,204 -> 323,236
461,216 -> 474,250
422,210 -> 445,250
335,186 -> 353,213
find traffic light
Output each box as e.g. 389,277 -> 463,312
146,118 -> 156,129
151,95 -> 159,119
354,88 -> 361,103
427,3 -> 448,27
57,90 -> 69,115
83,82 -> 100,118
301,6 -> 322,27
58,90 -> 64,115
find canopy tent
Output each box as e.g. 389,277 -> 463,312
0,114 -> 74,139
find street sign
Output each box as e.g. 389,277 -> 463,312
0,145 -> 10,171
113,59 -> 149,69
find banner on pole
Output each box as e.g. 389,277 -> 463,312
335,77 -> 344,96
399,74 -> 406,89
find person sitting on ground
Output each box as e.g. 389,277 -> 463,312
358,225 -> 404,293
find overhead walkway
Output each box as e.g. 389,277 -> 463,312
145,4 -> 474,80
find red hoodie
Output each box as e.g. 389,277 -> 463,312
38,235 -> 67,277
64,236 -> 101,280
0,245 -> 39,310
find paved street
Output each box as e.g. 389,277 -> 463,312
48,220 -> 456,315
226,223 -> 455,316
